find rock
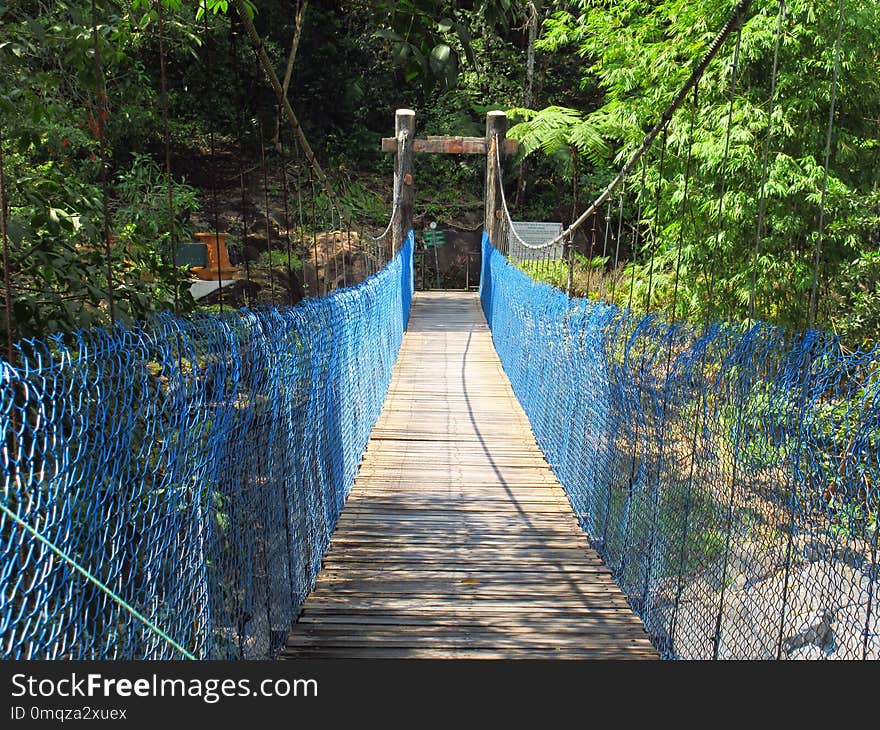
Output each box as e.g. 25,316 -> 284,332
783,608 -> 835,653
249,215 -> 281,236
801,539 -> 829,563
832,544 -> 865,570
787,643 -> 826,660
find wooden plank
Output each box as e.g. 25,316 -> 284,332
287,630 -> 651,650
282,292 -> 657,661
299,603 -> 630,626
302,596 -> 636,611
288,627 -> 656,643
380,136 -> 520,155
281,647 -> 657,660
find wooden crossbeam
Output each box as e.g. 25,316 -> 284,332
381,135 -> 519,155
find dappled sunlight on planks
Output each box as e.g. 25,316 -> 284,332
282,292 -> 657,659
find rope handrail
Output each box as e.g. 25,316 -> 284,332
365,129 -> 409,244
493,0 -> 755,252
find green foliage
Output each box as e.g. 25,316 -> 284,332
523,0 -> 880,337
112,154 -> 200,316
336,179 -> 388,226
258,247 -> 302,271
513,252 -> 611,296
0,0 -> 206,341
371,0 -> 526,89
508,105 -> 610,167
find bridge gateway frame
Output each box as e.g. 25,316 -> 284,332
380,109 -> 519,289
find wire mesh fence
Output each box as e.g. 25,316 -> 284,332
0,234 -> 414,659
481,234 -> 879,660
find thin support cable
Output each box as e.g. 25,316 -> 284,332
202,1 -> 224,311
707,26 -> 742,324
310,170 -> 319,296
258,120 -> 278,305
646,129 -> 668,313
294,159 -> 307,288
565,232 -> 574,296
808,0 -> 845,329
585,210 -> 598,297
628,157 -> 648,311
90,0 -> 115,323
670,84 -> 699,325
0,128 -> 13,363
231,13 -> 253,307
0,500 -> 196,660
610,186 -> 625,302
667,84 -> 702,650
156,0 -> 178,315
279,124 -> 296,306
346,222 -> 354,289
749,0 -> 786,323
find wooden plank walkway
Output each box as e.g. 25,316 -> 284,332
282,291 -> 657,659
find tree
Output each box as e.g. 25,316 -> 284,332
0,0 -> 205,341
525,0 -> 880,338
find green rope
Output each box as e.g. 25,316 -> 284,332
0,500 -> 197,660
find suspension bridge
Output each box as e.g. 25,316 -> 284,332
1,0 -> 878,660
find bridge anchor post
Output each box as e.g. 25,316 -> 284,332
484,110 -> 507,250
393,109 -> 415,255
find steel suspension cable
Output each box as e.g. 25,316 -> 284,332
494,0 -> 755,255
365,129 -> 409,245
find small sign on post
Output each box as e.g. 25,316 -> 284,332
423,229 -> 446,248
508,221 -> 564,261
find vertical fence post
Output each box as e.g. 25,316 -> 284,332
565,232 -> 575,296
484,110 -> 507,249
393,109 -> 415,255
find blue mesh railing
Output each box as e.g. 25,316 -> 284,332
0,232 -> 414,659
481,234 -> 879,660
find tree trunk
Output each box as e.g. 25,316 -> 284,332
273,0 -> 309,152
515,2 -> 538,208
231,0 -> 349,225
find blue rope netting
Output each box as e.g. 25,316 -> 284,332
481,234 -> 880,660
0,233 -> 414,660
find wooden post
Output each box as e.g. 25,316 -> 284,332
484,110 -> 507,247
393,109 -> 415,255
565,233 -> 575,297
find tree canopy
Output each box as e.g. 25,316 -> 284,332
1,0 -> 878,343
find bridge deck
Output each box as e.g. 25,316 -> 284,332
282,291 -> 657,659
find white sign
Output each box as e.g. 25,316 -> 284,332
508,221 -> 565,261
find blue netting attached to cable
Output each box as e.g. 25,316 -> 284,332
481,233 -> 880,660
0,232 -> 414,660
